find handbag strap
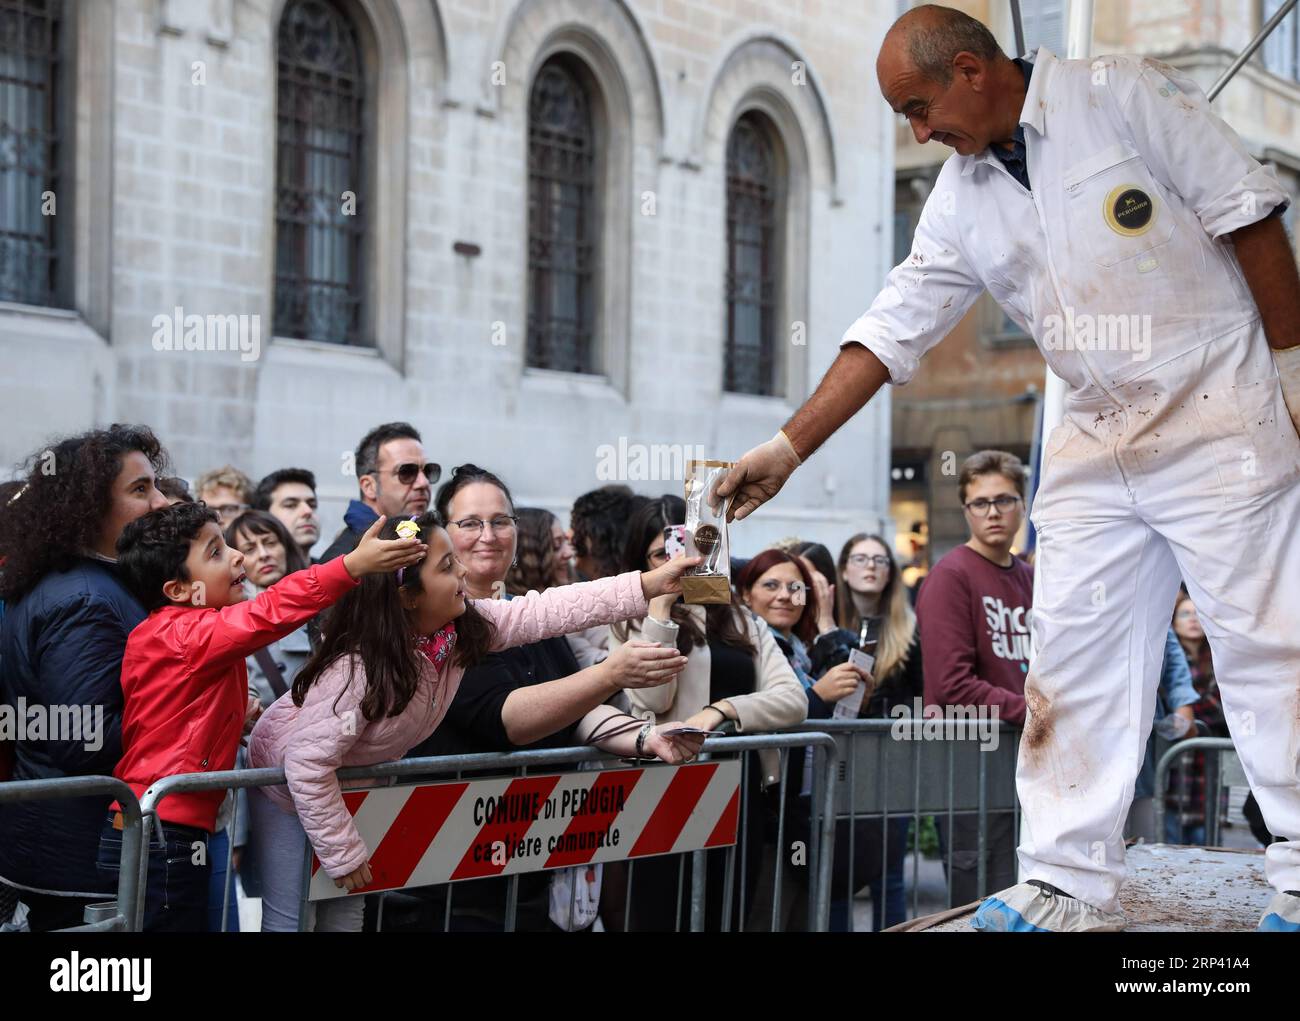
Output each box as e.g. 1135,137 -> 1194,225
253,646 -> 289,700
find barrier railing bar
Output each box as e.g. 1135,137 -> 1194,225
0,776 -> 144,933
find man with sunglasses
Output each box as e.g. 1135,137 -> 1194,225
319,422 -> 442,565
719,4 -> 1300,933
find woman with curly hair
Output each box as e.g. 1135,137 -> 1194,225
506,507 -> 575,594
0,424 -> 170,930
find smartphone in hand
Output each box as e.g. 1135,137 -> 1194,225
663,524 -> 687,560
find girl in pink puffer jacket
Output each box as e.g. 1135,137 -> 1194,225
246,512 -> 701,931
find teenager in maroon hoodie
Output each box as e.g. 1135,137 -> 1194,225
100,502 -> 425,931
916,450 -> 1032,906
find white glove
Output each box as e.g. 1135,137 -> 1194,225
716,431 -> 803,522
1275,343 -> 1300,440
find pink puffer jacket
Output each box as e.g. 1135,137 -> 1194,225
248,572 -> 648,878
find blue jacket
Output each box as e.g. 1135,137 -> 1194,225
1134,629 -> 1198,800
317,499 -> 378,564
0,559 -> 145,896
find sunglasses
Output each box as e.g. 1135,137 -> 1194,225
377,462 -> 442,486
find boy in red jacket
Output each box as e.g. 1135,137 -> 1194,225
100,501 -> 425,931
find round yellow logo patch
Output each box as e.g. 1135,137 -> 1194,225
1104,186 -> 1155,236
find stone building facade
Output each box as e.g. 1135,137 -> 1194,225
0,0 -> 901,555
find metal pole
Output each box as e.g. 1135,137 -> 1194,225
1066,0 -> 1095,60
1010,0 -> 1026,56
1035,2 -> 1097,457
813,740 -> 838,931
1208,0 -> 1299,102
1154,737 -> 1237,843
770,747 -> 788,932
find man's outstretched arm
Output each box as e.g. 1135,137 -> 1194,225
784,344 -> 893,460
715,344 -> 891,522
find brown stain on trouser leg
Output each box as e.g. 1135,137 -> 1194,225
1023,681 -> 1054,758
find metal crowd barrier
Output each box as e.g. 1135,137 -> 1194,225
788,718 -> 1023,930
135,732 -> 839,933
0,775 -> 144,932
1153,737 -> 1241,847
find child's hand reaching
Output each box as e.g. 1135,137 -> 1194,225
240,692 -> 263,746
342,516 -> 428,580
335,861 -> 373,892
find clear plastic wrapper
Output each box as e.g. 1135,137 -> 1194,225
682,459 -> 735,604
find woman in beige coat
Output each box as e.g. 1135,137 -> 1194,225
605,496 -> 807,930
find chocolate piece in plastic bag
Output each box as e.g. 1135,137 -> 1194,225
682,459 -> 735,604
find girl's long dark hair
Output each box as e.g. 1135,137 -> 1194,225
0,424 -> 168,601
292,512 -> 496,720
611,495 -> 753,655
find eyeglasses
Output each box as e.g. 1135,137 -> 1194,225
211,502 -> 248,520
448,515 -> 518,537
964,495 -> 1022,517
848,554 -> 891,569
758,580 -> 806,597
377,462 -> 441,486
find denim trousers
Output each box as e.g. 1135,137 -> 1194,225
96,811 -> 209,931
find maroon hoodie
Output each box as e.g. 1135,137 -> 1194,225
915,545 -> 1032,726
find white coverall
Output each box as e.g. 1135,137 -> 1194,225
842,48 -> 1300,913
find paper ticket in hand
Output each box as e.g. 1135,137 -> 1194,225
833,648 -> 875,719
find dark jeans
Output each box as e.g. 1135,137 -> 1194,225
207,828 -> 240,932
936,812 -> 1018,906
97,812 -> 210,932
829,816 -> 912,931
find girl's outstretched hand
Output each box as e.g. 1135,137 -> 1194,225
342,516 -> 428,579
640,555 -> 703,600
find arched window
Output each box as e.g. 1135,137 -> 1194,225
527,57 -> 598,374
725,112 -> 781,395
0,0 -> 66,308
274,0 -> 367,345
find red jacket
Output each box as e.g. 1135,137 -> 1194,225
114,557 -> 358,830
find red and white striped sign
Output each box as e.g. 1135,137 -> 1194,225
307,760 -> 741,900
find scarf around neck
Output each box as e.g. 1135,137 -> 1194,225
415,622 -> 458,667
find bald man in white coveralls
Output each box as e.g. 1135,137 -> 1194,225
717,5 -> 1300,931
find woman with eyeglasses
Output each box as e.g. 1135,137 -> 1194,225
1165,591 -> 1228,845
734,548 -> 872,930
400,468 -> 696,931
827,534 -> 924,928
609,497 -> 808,931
